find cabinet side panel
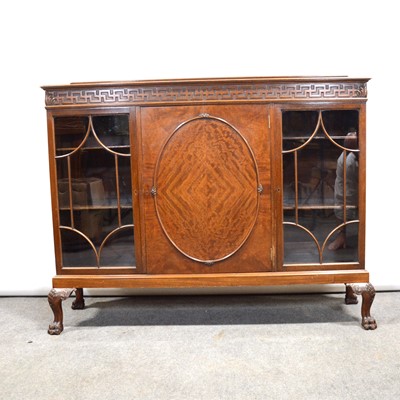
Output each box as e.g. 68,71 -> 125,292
47,111 -> 63,274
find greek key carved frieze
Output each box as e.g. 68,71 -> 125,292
45,82 -> 367,107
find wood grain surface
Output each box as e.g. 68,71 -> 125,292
140,105 -> 273,274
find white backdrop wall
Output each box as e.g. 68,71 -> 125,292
1,0 -> 398,295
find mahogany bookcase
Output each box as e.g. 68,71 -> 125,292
43,76 -> 376,334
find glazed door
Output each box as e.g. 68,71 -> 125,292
50,111 -> 139,273
139,105 -> 273,274
278,106 -> 365,269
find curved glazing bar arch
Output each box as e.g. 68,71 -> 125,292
90,116 -> 131,157
55,119 -> 91,159
59,226 -> 99,265
320,115 -> 360,152
321,220 -> 359,257
282,112 -> 322,154
98,224 -> 134,260
283,221 -> 322,263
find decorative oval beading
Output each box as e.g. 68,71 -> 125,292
154,115 -> 260,264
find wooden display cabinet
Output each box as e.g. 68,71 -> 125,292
43,76 -> 376,334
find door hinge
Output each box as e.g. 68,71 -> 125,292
270,246 -> 275,264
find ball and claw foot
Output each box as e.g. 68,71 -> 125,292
48,322 -> 64,335
362,316 -> 377,330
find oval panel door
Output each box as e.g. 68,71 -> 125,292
154,115 -> 261,264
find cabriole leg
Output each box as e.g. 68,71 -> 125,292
345,283 -> 377,330
345,284 -> 358,304
48,288 -> 76,335
71,288 -> 85,310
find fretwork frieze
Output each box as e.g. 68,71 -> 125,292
45,82 -> 367,107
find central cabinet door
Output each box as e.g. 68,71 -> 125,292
140,105 -> 273,274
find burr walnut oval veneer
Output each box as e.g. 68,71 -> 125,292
43,76 -> 376,334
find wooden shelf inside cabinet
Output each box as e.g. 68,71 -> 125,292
283,205 -> 358,210
56,145 -> 131,153
43,76 -> 376,334
283,136 -> 350,140
59,205 -> 132,211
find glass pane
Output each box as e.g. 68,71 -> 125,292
74,209 -> 106,244
99,226 -> 135,267
282,111 -> 319,151
54,114 -> 135,269
91,115 -> 130,153
118,156 -> 133,207
60,228 -> 97,267
282,110 -> 359,264
283,152 -> 295,208
323,222 -> 359,263
284,223 -> 319,264
322,110 -> 359,141
55,116 -> 89,156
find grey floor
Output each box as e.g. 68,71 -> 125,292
0,292 -> 399,400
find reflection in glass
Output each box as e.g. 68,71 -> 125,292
60,228 -> 98,267
91,115 -> 130,153
284,223 -> 319,264
54,114 -> 135,268
99,227 -> 135,267
282,110 -> 359,264
328,132 -> 359,251
282,111 -> 319,151
55,116 -> 89,156
322,110 -> 359,138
